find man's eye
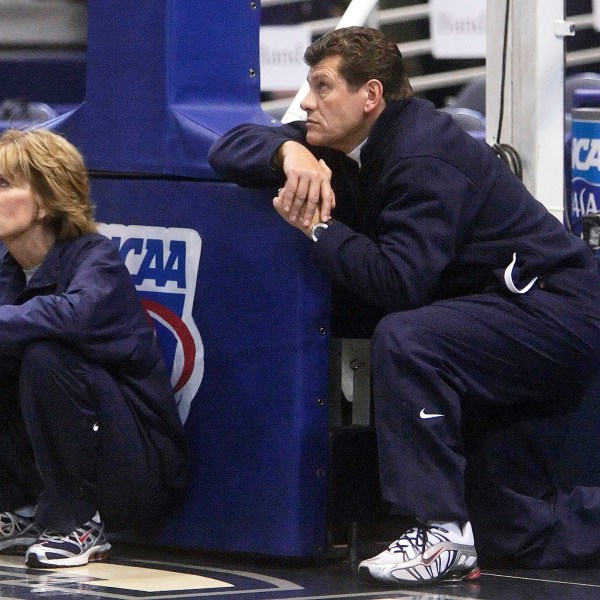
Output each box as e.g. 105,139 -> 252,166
0,178 -> 9,187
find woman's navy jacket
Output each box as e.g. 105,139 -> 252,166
0,233 -> 189,494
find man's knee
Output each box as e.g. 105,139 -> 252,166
373,312 -> 402,353
372,310 -> 430,363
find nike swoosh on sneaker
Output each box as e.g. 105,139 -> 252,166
78,531 -> 91,544
419,409 -> 445,419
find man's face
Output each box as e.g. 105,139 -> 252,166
300,55 -> 370,153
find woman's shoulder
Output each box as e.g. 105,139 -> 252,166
57,232 -> 123,265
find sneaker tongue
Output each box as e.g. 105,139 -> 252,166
13,505 -> 36,519
428,520 -> 462,536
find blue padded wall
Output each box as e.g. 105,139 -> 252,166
45,0 -> 331,556
48,0 -> 274,177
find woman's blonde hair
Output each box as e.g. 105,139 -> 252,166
0,129 -> 97,240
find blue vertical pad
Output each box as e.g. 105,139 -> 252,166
45,0 -> 331,557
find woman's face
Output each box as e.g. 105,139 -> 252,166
0,176 -> 46,245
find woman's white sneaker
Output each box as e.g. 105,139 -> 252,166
25,517 -> 111,568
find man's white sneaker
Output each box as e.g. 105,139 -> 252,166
358,521 -> 480,586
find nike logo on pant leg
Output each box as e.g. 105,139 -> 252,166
420,409 -> 445,419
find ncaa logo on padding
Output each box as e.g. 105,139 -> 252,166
98,223 -> 203,424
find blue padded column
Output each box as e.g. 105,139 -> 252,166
53,0 -> 271,177
46,0 -> 331,557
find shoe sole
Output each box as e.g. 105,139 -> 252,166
448,566 -> 481,581
358,563 -> 481,586
25,543 -> 112,568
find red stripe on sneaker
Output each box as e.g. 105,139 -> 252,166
78,532 -> 91,544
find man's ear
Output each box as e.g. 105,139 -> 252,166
363,79 -> 385,114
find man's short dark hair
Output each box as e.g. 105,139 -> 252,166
304,26 -> 413,103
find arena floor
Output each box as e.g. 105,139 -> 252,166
0,539 -> 598,600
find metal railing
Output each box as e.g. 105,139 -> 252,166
260,0 -> 600,118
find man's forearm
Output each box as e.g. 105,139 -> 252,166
208,123 -> 305,187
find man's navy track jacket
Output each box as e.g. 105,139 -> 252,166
209,98 -> 600,333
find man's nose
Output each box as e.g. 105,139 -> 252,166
300,90 -> 315,112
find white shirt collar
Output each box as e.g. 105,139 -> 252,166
23,263 -> 41,284
346,138 -> 367,168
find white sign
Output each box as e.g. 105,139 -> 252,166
594,0 -> 600,32
98,223 -> 204,424
260,25 -> 311,92
429,0 -> 486,59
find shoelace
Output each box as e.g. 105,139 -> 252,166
388,524 -> 427,558
388,524 -> 451,560
38,530 -> 73,542
0,512 -> 30,536
38,522 -> 99,543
